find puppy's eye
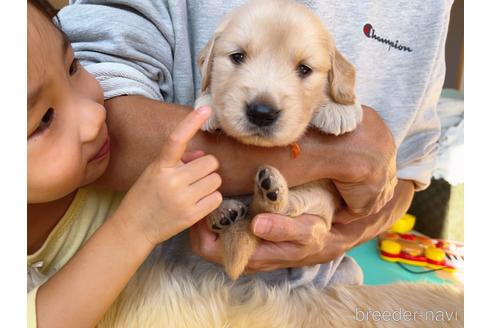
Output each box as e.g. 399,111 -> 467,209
230,52 -> 246,65
297,64 -> 312,78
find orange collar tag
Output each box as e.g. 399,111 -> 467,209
290,143 -> 301,158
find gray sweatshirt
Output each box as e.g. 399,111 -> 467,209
58,0 -> 453,287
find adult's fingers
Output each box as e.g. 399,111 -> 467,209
372,175 -> 398,213
333,208 -> 364,224
247,220 -> 353,271
334,181 -> 380,217
251,213 -> 316,244
189,220 -> 224,264
159,106 -> 211,167
247,241 -> 303,270
335,177 -> 398,224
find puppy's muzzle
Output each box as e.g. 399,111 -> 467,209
246,102 -> 280,127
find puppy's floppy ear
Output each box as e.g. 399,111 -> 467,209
197,15 -> 232,93
195,47 -> 220,132
195,16 -> 232,132
328,49 -> 356,105
197,37 -> 216,93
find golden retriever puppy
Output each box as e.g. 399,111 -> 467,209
194,0 -> 362,279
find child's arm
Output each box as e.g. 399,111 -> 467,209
34,108 -> 222,328
35,211 -> 153,328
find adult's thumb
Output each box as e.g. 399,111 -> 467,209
252,214 -> 307,242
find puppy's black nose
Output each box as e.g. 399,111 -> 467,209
246,102 -> 280,127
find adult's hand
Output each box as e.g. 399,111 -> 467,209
190,179 -> 414,271
303,106 -> 398,221
190,213 -> 330,271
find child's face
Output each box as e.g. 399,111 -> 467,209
28,5 -> 109,203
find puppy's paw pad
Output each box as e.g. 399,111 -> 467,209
208,200 -> 248,233
255,166 -> 287,204
266,191 -> 278,201
260,177 -> 271,190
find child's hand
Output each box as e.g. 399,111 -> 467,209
114,106 -> 222,248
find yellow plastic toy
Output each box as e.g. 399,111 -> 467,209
389,214 -> 416,233
378,214 -> 462,272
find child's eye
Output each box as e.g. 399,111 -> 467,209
35,107 -> 55,134
69,58 -> 80,76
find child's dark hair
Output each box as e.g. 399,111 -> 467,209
28,0 -> 59,23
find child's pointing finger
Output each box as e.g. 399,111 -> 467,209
159,106 -> 211,167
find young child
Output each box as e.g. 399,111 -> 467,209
27,1 -> 223,327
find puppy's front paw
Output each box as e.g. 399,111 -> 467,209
254,165 -> 289,213
311,100 -> 363,136
207,199 -> 248,233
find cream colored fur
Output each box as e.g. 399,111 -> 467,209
98,255 -> 463,327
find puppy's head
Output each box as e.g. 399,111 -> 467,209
198,0 -> 356,146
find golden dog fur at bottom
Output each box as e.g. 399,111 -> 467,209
98,258 -> 463,328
